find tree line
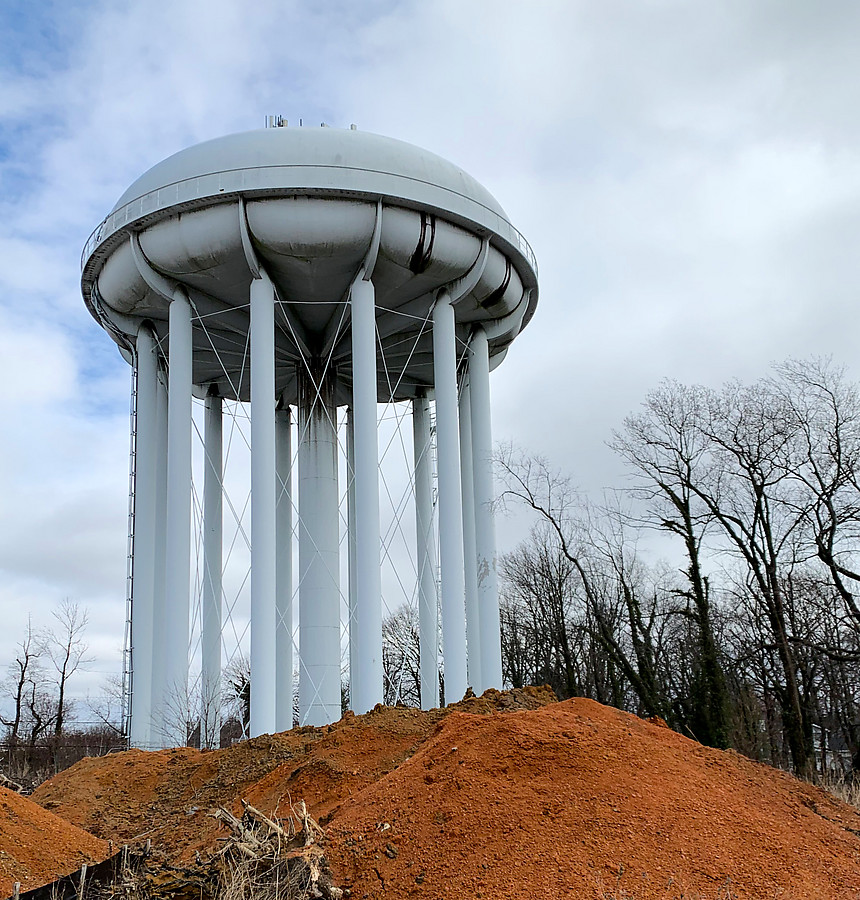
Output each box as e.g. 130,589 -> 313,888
489,357 -> 860,780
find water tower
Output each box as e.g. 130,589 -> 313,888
81,123 -> 538,748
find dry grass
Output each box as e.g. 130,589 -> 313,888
819,771 -> 860,811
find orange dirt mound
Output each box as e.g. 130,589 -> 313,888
32,687 -> 555,863
0,785 -> 109,895
328,698 -> 860,898
31,691 -> 860,899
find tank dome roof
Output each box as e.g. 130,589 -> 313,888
112,127 -> 510,222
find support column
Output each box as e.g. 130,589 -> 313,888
412,393 -> 439,710
275,403 -> 293,731
201,389 -> 222,748
469,327 -> 502,690
151,368 -> 168,746
160,288 -> 193,747
250,273 -> 277,737
346,408 -> 357,709
458,375 -> 482,693
432,291 -> 468,704
298,369 -> 341,726
130,324 -> 158,748
350,277 -> 383,714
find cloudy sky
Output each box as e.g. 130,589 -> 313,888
2,0 -> 859,714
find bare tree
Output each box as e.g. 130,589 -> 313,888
1,618 -> 44,742
381,604 -> 421,707
496,446 -> 677,722
45,600 -> 92,738
223,655 -> 251,740
613,380 -> 731,748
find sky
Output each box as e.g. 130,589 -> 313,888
1,0 -> 859,718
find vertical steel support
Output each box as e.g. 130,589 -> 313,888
160,288 -> 193,747
412,393 -> 439,710
250,273 -> 277,737
298,371 -> 341,726
345,408 -> 357,709
469,327 -> 502,690
458,375 -> 482,693
275,404 -> 293,731
151,370 -> 168,745
432,291 -> 468,704
350,277 -> 383,714
130,325 -> 158,748
201,391 -> 222,747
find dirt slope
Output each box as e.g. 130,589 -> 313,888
0,785 -> 109,895
32,687 -> 553,862
328,699 -> 860,899
32,691 -> 860,899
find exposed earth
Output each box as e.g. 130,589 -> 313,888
0,783 -> 108,893
7,688 -> 860,899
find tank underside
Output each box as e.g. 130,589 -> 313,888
85,190 -> 536,403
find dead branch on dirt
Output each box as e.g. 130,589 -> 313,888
211,799 -> 342,900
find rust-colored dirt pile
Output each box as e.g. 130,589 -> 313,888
0,784 -> 109,895
329,700 -> 860,899
31,691 -> 860,899
32,687 -> 553,863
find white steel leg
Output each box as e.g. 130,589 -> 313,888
201,390 -> 222,747
350,277 -> 383,714
458,375 -> 482,693
346,407 -> 357,709
412,393 -> 439,710
250,273 -> 277,737
130,324 -> 158,749
160,288 -> 193,747
432,290 -> 468,704
151,369 -> 168,746
469,327 -> 502,690
275,404 -> 294,731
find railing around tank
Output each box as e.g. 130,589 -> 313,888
81,167 -> 538,279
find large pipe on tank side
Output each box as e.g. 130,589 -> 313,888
201,390 -> 223,747
250,273 -> 277,737
432,290 -> 468,705
412,393 -> 439,710
350,276 -> 383,714
298,370 -> 342,726
275,403 -> 294,731
159,288 -> 193,748
469,327 -> 502,690
130,324 -> 158,749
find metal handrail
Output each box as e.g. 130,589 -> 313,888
81,168 -> 538,278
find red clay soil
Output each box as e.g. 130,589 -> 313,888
31,691 -> 860,899
328,699 -> 860,899
0,785 -> 109,895
32,687 -> 554,862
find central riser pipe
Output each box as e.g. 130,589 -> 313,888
298,371 -> 342,725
